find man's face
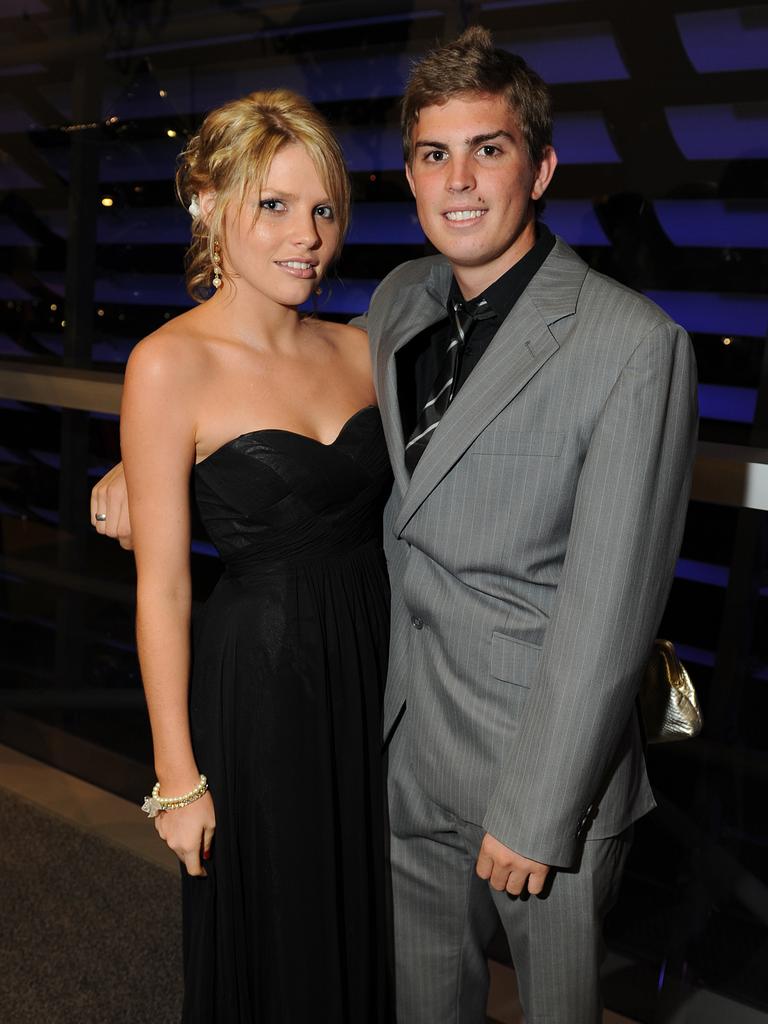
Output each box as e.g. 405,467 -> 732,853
405,92 -> 556,297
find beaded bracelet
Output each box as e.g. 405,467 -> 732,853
141,774 -> 208,819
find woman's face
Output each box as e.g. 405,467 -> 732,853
219,142 -> 341,308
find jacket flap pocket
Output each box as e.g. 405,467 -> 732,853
490,631 -> 542,686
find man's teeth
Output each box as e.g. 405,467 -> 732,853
280,261 -> 312,269
445,210 -> 486,221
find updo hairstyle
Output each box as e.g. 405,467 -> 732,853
176,89 -> 351,302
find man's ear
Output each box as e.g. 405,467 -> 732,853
530,146 -> 557,202
404,161 -> 417,200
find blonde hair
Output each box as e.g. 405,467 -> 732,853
176,89 -> 351,303
401,26 -> 552,168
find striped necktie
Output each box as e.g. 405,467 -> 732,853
404,297 -> 493,474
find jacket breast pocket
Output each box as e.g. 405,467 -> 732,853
490,631 -> 542,687
469,430 -> 564,457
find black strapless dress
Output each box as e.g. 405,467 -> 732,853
180,405 -> 393,1023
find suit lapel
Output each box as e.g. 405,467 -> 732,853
393,238 -> 588,536
375,265 -> 450,496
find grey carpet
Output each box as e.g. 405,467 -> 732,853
0,787 -> 183,1024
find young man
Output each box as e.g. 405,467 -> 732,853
359,26 -> 697,1024
92,26 -> 697,1023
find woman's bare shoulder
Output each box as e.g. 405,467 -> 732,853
311,319 -> 374,401
309,318 -> 370,361
126,307 -> 210,385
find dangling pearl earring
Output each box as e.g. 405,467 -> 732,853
212,240 -> 222,289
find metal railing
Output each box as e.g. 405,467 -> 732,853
1,360 -> 766,510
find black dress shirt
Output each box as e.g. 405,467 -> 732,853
399,224 -> 556,442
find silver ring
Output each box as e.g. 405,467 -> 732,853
95,513 -> 107,522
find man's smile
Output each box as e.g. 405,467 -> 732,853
443,208 -> 488,223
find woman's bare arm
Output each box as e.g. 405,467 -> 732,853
121,331 -> 215,876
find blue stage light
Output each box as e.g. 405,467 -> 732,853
301,280 -> 378,316
671,643 -> 715,668
646,289 -> 768,337
542,201 -> 610,246
676,8 -> 768,73
499,24 -> 629,83
36,271 -> 191,307
347,204 -> 423,245
337,127 -> 404,172
552,113 -> 621,164
655,200 -> 768,248
698,383 -> 757,423
675,557 -> 729,587
192,540 -> 219,558
665,103 -> 768,160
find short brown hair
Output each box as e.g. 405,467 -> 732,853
176,89 -> 350,302
401,26 -> 552,168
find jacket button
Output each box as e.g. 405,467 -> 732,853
411,615 -> 424,630
576,804 -> 596,838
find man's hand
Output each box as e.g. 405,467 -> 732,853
90,462 -> 133,549
476,832 -> 550,896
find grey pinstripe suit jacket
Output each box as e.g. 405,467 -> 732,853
361,237 -> 698,869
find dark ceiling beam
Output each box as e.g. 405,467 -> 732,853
3,83 -> 67,130
602,5 -> 706,196
547,69 -> 768,112
2,0 -> 767,70
478,0 -> 768,32
0,1 -> 444,69
0,135 -> 66,196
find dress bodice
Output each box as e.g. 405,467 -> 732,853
193,405 -> 392,571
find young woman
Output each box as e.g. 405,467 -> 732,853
117,90 -> 392,1022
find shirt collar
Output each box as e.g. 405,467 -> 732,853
447,223 -> 556,322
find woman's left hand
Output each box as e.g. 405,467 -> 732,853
155,791 -> 216,877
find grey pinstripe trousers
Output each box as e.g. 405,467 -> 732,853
387,713 -> 632,1024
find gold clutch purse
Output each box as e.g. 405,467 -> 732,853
639,639 -> 703,744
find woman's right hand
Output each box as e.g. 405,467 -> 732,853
90,462 -> 133,549
155,791 -> 216,877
